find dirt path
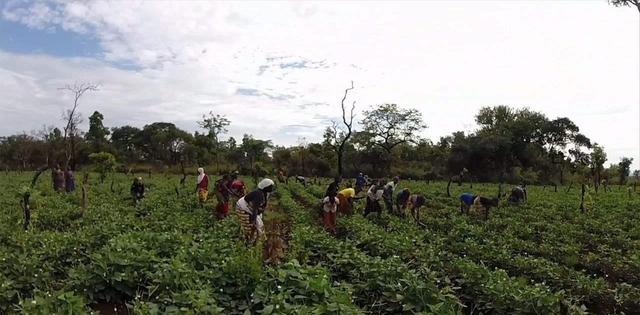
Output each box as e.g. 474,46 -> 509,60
262,196 -> 292,265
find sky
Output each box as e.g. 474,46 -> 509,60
0,0 -> 638,168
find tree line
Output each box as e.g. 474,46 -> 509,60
0,99 -> 635,188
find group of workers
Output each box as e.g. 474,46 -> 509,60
320,174 -> 529,233
51,164 -> 75,193
125,166 -> 529,243
320,175 -> 429,233
195,167 -> 273,244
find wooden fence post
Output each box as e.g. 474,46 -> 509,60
80,173 -> 89,215
20,192 -> 31,230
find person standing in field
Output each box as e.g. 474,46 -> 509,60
195,167 -> 209,206
52,164 -> 65,192
235,178 -> 275,244
64,166 -> 75,193
130,177 -> 145,204
215,174 -> 234,218
364,180 -> 384,216
355,172 -> 366,193
383,176 -> 399,213
325,176 -> 342,200
322,194 -> 339,234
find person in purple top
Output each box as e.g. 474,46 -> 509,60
64,167 -> 75,193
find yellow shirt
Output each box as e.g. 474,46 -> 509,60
339,188 -> 356,198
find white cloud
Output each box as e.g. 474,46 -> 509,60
0,0 -> 638,167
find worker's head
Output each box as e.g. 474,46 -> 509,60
334,176 -> 342,183
135,177 -> 143,184
197,167 -> 204,175
358,172 -> 363,177
393,176 -> 400,183
258,178 -> 275,193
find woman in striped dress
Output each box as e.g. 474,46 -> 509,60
236,178 -> 275,244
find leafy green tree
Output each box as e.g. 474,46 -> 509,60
618,157 -> 634,184
137,123 -> 193,164
111,126 -> 142,163
89,152 -> 116,183
197,112 -> 230,170
360,103 -> 426,174
590,144 -> 607,191
240,135 -> 273,176
85,111 -> 110,152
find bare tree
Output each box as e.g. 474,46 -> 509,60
58,83 -> 99,169
610,0 -> 640,12
323,81 -> 355,176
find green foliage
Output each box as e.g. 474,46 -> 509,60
86,111 -> 111,152
17,290 -> 91,314
89,152 -> 116,181
1,173 -> 639,314
618,157 -> 633,184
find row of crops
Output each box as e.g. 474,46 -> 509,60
0,172 -> 639,314
287,181 -> 640,314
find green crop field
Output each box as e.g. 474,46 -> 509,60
1,172 -> 639,314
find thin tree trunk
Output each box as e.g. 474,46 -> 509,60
31,165 -> 49,188
565,182 -> 573,193
80,173 -> 89,215
21,193 -> 30,230
580,184 -> 585,213
337,149 -> 344,178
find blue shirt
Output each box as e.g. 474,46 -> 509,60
460,193 -> 476,205
356,175 -> 365,185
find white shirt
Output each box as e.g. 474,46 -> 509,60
367,185 -> 384,201
322,196 -> 339,213
384,181 -> 396,191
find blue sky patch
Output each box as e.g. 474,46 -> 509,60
0,18 -> 101,58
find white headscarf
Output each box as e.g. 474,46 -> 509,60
257,178 -> 275,190
197,167 -> 205,184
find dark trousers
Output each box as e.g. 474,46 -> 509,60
364,198 -> 381,216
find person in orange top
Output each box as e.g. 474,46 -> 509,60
195,167 -> 209,206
